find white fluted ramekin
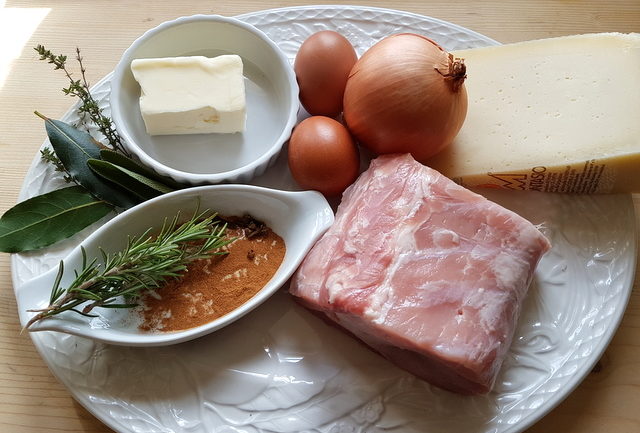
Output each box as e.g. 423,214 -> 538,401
110,15 -> 299,185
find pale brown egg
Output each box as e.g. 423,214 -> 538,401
294,31 -> 357,117
288,116 -> 360,196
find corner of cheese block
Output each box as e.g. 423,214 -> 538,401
453,32 -> 640,57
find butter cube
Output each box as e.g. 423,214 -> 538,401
131,55 -> 246,135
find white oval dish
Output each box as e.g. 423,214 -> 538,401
16,185 -> 333,346
110,14 -> 299,185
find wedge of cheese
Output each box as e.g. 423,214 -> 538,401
426,33 -> 640,193
131,55 -> 246,135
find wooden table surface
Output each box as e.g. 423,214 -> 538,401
1,1 -> 638,432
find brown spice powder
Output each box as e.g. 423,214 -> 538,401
138,224 -> 285,332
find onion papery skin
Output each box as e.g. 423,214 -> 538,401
343,33 -> 468,162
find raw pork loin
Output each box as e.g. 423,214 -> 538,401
290,154 -> 551,394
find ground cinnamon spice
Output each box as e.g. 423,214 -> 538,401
138,219 -> 285,332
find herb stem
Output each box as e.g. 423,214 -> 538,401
34,44 -> 131,156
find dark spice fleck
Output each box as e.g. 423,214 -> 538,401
220,214 -> 270,239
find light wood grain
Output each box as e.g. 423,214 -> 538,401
1,1 -> 639,432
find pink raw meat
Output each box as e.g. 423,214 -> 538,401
290,153 -> 551,394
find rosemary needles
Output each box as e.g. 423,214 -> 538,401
25,210 -> 230,328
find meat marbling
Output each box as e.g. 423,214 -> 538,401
290,153 -> 551,394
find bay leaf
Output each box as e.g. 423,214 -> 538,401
0,186 -> 113,253
99,149 -> 183,189
37,113 -> 139,208
88,159 -> 175,200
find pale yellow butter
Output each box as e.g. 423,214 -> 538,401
427,33 -> 640,193
131,55 -> 246,135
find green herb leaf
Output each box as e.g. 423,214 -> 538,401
0,186 -> 113,253
99,149 -> 183,189
88,159 -> 175,200
35,112 -> 139,208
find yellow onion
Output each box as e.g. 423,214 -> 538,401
343,33 -> 468,162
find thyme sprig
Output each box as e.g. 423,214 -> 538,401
26,210 -> 230,328
39,147 -> 73,183
34,44 -> 130,156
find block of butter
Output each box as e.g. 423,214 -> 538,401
426,33 -> 640,193
130,55 -> 246,135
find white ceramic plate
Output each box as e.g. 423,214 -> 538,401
11,5 -> 637,433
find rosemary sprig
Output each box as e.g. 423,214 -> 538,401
26,210 -> 230,328
34,44 -> 131,156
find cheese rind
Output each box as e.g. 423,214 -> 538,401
131,55 -> 246,135
426,33 -> 640,193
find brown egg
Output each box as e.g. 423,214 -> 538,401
288,116 -> 360,196
294,31 -> 357,117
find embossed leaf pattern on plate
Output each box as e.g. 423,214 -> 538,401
11,6 -> 636,433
